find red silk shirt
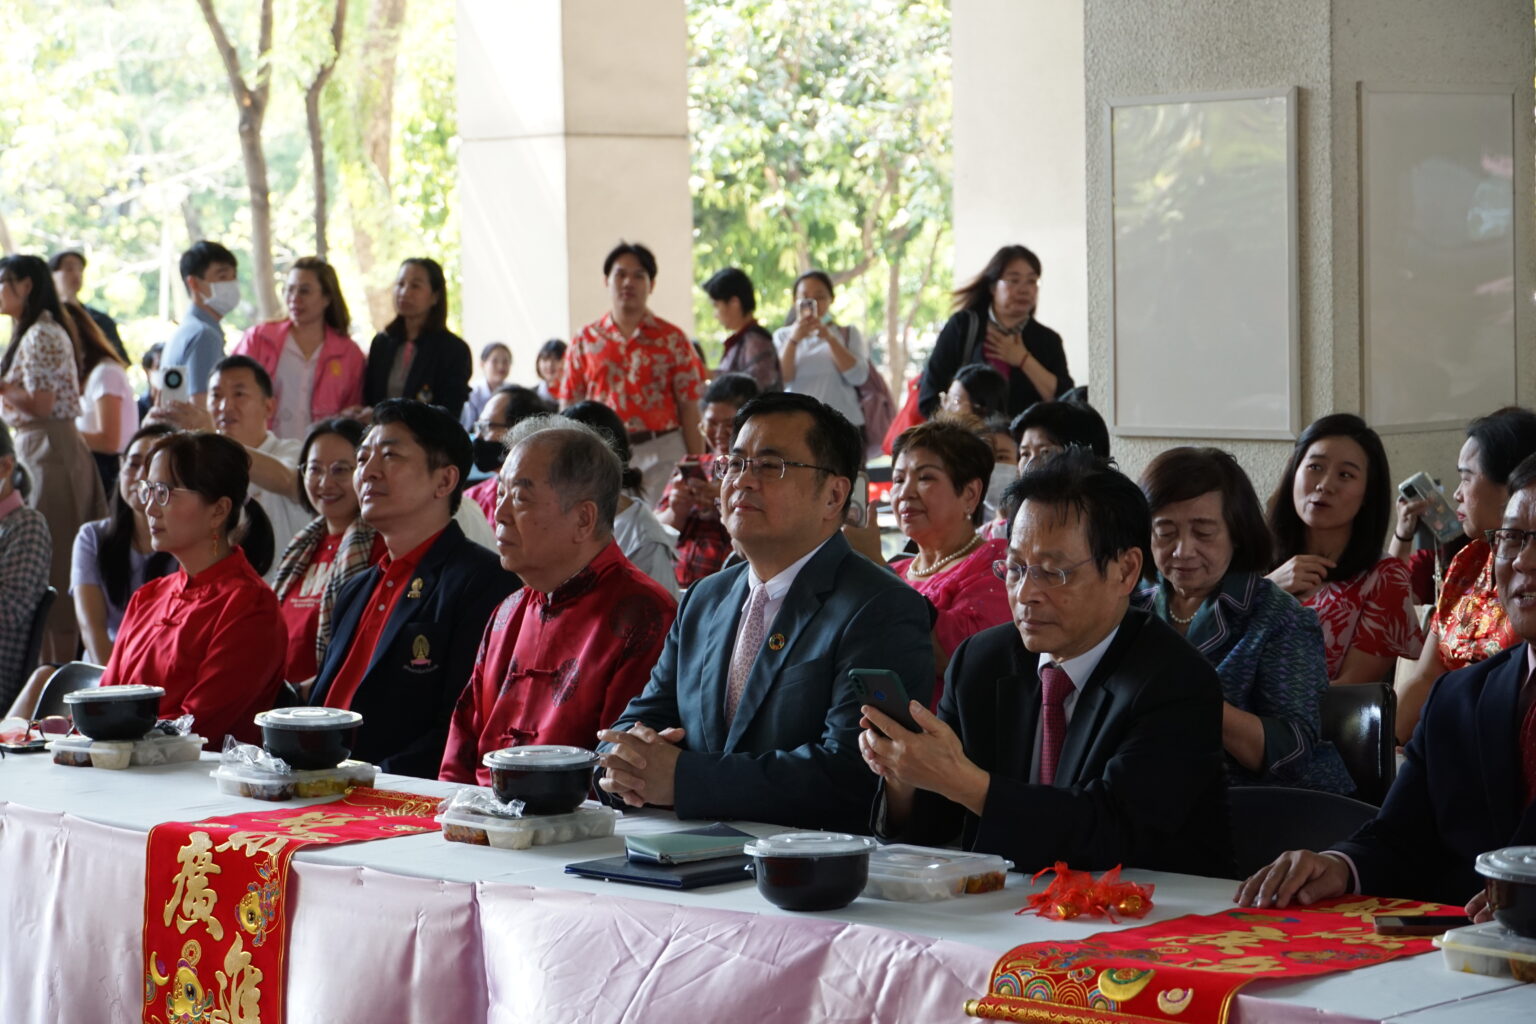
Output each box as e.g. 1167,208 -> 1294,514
101,547 -> 286,748
555,312 -> 707,435
439,541 -> 676,785
321,528 -> 445,712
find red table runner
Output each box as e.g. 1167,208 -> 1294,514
966,897 -> 1448,1023
141,787 -> 440,1024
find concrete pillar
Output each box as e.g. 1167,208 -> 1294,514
1083,0 -> 1535,492
456,0 -> 695,377
952,0 -> 1089,388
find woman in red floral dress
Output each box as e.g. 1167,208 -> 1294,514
1266,414 -> 1423,686
1393,406 -> 1536,742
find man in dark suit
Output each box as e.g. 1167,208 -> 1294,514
309,399 -> 519,776
598,392 -> 933,833
862,448 -> 1231,876
1238,453 -> 1536,910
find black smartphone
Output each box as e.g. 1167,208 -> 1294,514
1372,914 -> 1471,936
850,668 -> 919,734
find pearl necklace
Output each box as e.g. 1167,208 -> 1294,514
908,534 -> 983,579
1169,606 -> 1198,626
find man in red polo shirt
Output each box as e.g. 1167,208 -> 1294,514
557,241 -> 708,502
439,416 -> 676,784
308,399 -> 520,777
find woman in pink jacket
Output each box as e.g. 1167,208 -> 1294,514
234,257 -> 365,440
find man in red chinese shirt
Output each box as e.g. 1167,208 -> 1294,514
438,416 -> 677,784
308,399 -> 520,777
556,241 -> 708,502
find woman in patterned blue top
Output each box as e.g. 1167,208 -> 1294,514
1132,447 -> 1354,794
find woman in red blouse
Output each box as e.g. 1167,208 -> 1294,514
1394,406 -> 1536,742
99,432 -> 286,747
1266,414 -> 1423,686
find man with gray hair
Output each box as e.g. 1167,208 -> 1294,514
438,415 -> 678,784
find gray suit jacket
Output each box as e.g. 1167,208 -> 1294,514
606,532 -> 934,833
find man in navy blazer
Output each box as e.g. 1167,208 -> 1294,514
1238,453 -> 1536,909
309,400 -> 519,777
599,393 -> 933,833
862,449 -> 1231,877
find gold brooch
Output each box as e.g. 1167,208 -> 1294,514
767,633 -> 786,651
406,578 -> 424,599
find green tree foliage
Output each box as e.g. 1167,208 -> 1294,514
688,0 -> 953,386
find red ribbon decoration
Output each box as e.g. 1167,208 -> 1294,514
1020,862 -> 1156,923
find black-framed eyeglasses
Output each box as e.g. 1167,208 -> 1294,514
713,455 -> 837,481
1486,528 -> 1536,561
992,556 -> 1096,589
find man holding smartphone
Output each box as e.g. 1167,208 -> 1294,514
598,393 -> 933,833
1238,453 -> 1536,911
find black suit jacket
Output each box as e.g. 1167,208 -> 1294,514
364,326 -> 474,420
1332,643 -> 1536,905
917,310 -> 1073,418
308,522 -> 519,777
878,608 -> 1232,876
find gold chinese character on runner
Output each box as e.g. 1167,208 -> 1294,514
164,831 -> 225,941
216,811 -> 368,858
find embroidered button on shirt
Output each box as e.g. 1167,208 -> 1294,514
321,528 -> 445,712
438,541 -> 676,785
100,547 -> 286,747
555,312 -> 707,435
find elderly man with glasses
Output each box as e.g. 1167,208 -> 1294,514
598,392 -> 933,833
862,447 -> 1232,877
1239,451 -> 1536,911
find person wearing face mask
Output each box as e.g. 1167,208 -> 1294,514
918,245 -> 1073,421
463,385 -> 554,522
1265,414 -> 1424,686
362,257 -> 472,421
94,431 -> 285,749
161,241 -> 242,409
1392,405 -> 1536,743
773,271 -> 869,449
980,400 -> 1111,541
980,418 -> 1019,520
270,418 -> 383,697
0,254 -> 108,662
232,257 -> 365,440
888,421 -> 1010,706
1133,447 -> 1351,793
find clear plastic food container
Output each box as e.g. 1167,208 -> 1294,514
862,844 -> 1013,902
1434,921 -> 1536,982
437,803 -> 618,851
50,732 -> 204,770
211,759 -> 377,801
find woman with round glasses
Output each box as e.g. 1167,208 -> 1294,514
1394,406 -> 1536,742
1131,447 -> 1351,793
271,417 -> 383,696
97,432 -> 286,747
886,421 -> 1009,704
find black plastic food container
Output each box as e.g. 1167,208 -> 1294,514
63,685 -> 165,741
743,832 -> 877,911
254,707 -> 363,770
482,745 -> 599,815
1476,847 -> 1536,939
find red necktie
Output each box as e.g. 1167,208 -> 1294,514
1039,664 -> 1073,786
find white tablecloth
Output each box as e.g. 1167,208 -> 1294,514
1,752 -> 1527,1022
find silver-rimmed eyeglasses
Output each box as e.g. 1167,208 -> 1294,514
713,455 -> 837,481
992,556 -> 1096,588
1486,528 -> 1536,561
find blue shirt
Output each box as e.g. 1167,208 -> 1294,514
162,304 -> 225,397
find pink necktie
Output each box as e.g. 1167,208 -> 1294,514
1039,664 -> 1073,786
726,583 -> 769,725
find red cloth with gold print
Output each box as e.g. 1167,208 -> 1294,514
1431,539 -> 1520,671
966,897 -> 1446,1024
141,788 -> 440,1024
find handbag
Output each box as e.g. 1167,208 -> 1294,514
881,374 -> 924,455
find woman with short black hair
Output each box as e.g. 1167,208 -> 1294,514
1265,413 -> 1423,686
1135,447 -> 1352,793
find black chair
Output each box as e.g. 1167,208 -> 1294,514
1229,786 -> 1379,878
34,660 -> 106,719
1321,683 -> 1397,805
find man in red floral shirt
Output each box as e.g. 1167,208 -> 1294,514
556,242 -> 708,502
439,416 -> 677,785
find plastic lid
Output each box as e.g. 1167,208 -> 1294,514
867,844 -> 1012,881
742,832 -> 877,858
254,707 -> 363,731
482,745 -> 598,771
1434,921 -> 1536,962
1475,846 -> 1536,883
64,685 -> 165,703
437,805 -> 617,832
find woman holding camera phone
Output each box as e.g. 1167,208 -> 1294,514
773,271 -> 868,451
